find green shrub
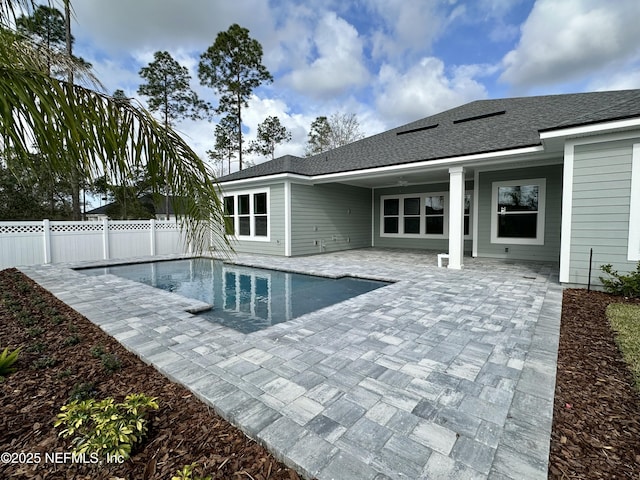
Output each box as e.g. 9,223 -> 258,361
31,355 -> 57,370
56,368 -> 73,379
43,307 -> 59,317
16,282 -> 31,294
90,345 -> 106,358
54,393 -> 159,460
0,347 -> 21,380
172,463 -> 212,480
63,334 -> 81,347
17,313 -> 35,327
27,326 -> 44,337
27,341 -> 46,353
68,381 -> 97,401
90,345 -> 122,372
100,353 -> 122,372
599,262 -> 640,298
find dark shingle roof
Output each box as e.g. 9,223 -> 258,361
219,89 -> 640,183
85,194 -> 179,216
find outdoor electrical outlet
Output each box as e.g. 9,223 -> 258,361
505,247 -> 509,253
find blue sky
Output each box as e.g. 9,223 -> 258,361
68,0 -> 640,173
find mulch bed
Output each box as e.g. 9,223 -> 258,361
2,268 -> 640,479
0,268 -> 301,480
549,289 -> 640,479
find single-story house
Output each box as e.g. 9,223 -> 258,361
85,194 -> 179,222
217,89 -> 640,287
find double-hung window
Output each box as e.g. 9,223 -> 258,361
383,198 -> 400,234
222,189 -> 270,240
404,197 -> 421,234
381,193 -> 448,237
424,195 -> 445,235
464,194 -> 471,236
491,179 -> 546,245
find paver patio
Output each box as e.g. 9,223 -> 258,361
20,248 -> 562,479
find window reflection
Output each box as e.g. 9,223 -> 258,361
497,185 -> 538,212
425,195 -> 444,234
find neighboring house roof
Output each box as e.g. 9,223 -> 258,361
85,194 -> 178,216
219,89 -> 640,183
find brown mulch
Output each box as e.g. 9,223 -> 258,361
549,289 -> 640,479
0,268 -> 301,480
2,269 -> 640,479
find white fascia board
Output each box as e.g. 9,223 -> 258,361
540,118 -> 640,140
219,173 -> 312,189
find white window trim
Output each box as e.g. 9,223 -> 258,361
380,192 -> 448,239
224,188 -> 271,242
491,178 -> 546,245
628,144 -> 640,261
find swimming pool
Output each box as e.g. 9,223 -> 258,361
79,259 -> 390,334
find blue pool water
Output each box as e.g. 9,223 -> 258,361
79,259 -> 390,334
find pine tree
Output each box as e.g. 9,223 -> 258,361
198,24 -> 272,170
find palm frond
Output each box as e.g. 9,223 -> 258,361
0,27 -> 229,254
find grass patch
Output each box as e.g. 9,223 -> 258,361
607,303 -> 640,390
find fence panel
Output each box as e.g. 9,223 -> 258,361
109,221 -> 153,259
50,222 -> 105,263
0,219 -> 190,269
155,221 -> 185,255
0,222 -> 45,269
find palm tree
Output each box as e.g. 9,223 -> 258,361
0,0 -> 228,252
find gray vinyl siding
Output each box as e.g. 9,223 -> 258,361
223,184 -> 286,256
290,183 -> 371,256
476,164 -> 562,262
373,182 -> 473,252
567,137 -> 640,286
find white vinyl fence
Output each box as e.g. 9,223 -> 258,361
0,219 -> 189,269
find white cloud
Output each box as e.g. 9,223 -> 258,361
244,97 -> 307,149
72,0 -> 274,55
284,12 -> 369,98
368,0 -> 450,64
589,66 -> 640,92
375,57 -> 488,126
500,0 -> 640,90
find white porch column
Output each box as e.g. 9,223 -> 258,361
448,166 -> 465,269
